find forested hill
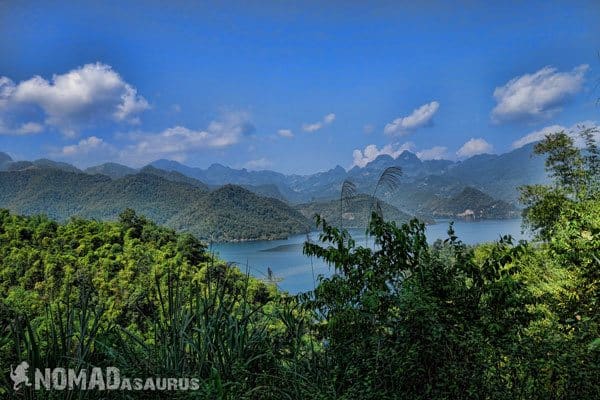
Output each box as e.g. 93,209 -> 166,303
84,162 -> 137,178
422,187 -> 519,219
296,193 -> 420,228
0,168 -> 311,241
168,184 -> 309,240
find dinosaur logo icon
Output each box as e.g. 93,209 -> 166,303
10,361 -> 32,391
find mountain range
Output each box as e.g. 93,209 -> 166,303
0,144 -> 546,240
150,143 -> 546,206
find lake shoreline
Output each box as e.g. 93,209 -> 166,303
208,217 -> 525,244
211,218 -> 529,294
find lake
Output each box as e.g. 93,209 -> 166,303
210,219 -> 528,294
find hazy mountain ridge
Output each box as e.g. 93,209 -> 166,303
0,156 -> 82,173
0,152 -> 12,165
443,144 -> 548,203
85,162 -> 137,178
148,145 -> 545,208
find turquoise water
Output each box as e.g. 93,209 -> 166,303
210,219 -> 528,294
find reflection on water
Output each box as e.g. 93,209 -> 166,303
211,219 -> 529,294
260,243 -> 304,252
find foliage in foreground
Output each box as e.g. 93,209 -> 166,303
0,129 -> 598,399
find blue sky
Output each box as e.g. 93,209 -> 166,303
0,0 -> 599,174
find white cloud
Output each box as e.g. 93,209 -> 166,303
302,122 -> 322,133
0,119 -> 43,135
384,101 -> 439,136
512,124 -> 566,149
492,65 -> 588,123
417,146 -> 448,160
49,135 -> 121,167
0,77 -> 14,109
512,120 -> 599,149
323,113 -> 336,124
351,142 -> 415,168
302,112 -> 336,132
0,63 -> 149,136
124,111 -> 254,164
456,138 -> 493,158
59,136 -> 112,156
244,158 -> 272,170
49,111 -> 255,167
277,129 -> 294,138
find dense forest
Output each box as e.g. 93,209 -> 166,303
422,186 -> 519,219
0,168 -> 311,241
0,129 -> 599,399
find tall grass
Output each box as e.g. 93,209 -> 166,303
4,257 -> 319,399
7,281 -> 105,400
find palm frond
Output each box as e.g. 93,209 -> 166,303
339,179 -> 357,229
374,198 -> 383,219
341,180 -> 357,207
376,166 -> 403,193
366,167 -> 403,236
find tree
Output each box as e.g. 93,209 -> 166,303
520,127 -> 599,238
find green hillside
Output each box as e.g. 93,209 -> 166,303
170,185 -> 311,240
139,165 -> 210,190
240,183 -> 288,202
0,169 -> 310,241
424,186 -> 519,219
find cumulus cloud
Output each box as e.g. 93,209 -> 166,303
50,136 -> 119,167
512,124 -> 566,149
0,63 -> 149,136
59,136 -> 113,157
0,77 -> 14,109
384,101 -> 439,136
0,119 -> 44,135
302,122 -> 322,133
492,65 -> 588,123
416,146 -> 448,160
302,112 -> 336,132
323,113 -> 336,124
351,142 -> 415,168
456,138 -> 493,158
124,111 -> 254,164
277,129 -> 294,138
512,120 -> 598,149
244,158 -> 272,170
